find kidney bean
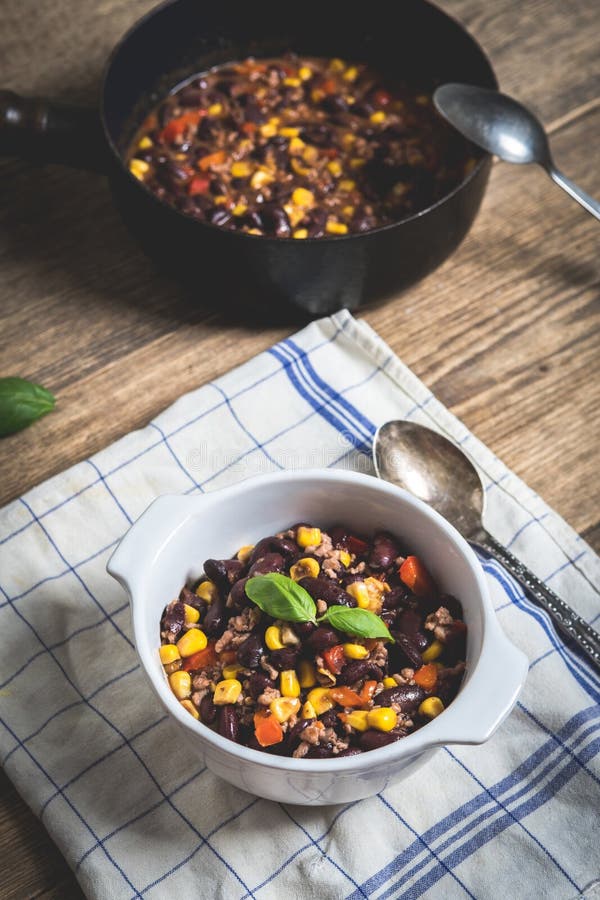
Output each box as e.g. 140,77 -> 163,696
337,747 -> 363,757
306,626 -> 340,652
337,660 -> 383,685
202,595 -> 227,637
249,537 -> 298,566
305,208 -> 328,238
247,671 -> 275,700
199,694 -> 217,724
382,585 -> 411,610
305,745 -> 333,759
248,552 -> 285,577
283,718 -> 310,752
236,631 -> 265,669
381,610 -> 400,629
299,576 -> 356,608
179,586 -> 206,614
391,633 -> 424,669
160,600 -> 185,639
359,730 -> 401,752
319,709 -> 346,736
294,621 -> 317,639
397,609 -> 428,650
268,648 -> 299,671
376,684 -> 425,713
258,204 -> 291,237
368,532 -> 401,570
208,207 -> 233,228
218,705 -> 240,743
178,86 -> 205,106
204,558 -> 244,591
439,594 -> 464,620
227,577 -> 248,614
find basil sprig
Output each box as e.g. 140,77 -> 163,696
245,573 -> 392,641
0,377 -> 56,437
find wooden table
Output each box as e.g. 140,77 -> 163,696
1,0 -> 598,895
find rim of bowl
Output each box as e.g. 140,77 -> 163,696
130,468 -> 495,773
100,0 -> 496,243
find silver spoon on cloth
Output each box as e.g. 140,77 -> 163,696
373,420 -> 600,671
434,83 -> 600,220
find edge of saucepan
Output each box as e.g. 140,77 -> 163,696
97,0 -> 498,244
123,469 -> 515,775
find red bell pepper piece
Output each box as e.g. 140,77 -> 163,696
254,710 -> 283,747
346,535 -> 369,555
160,110 -> 205,144
413,663 -> 438,691
182,642 -> 217,671
329,686 -> 364,708
188,175 -> 210,196
359,680 -> 378,705
323,644 -> 346,675
373,89 -> 392,107
399,556 -> 437,597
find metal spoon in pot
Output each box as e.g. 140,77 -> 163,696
373,420 -> 600,671
434,83 -> 600,220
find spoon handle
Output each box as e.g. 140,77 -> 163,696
477,531 -> 600,670
547,166 -> 600,220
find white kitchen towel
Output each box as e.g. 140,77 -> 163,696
1,310 -> 599,900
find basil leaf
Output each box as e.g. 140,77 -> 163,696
245,573 -> 317,623
318,606 -> 393,641
0,377 -> 56,437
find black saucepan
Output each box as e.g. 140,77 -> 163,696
0,0 -> 497,319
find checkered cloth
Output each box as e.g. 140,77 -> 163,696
1,310 -> 599,900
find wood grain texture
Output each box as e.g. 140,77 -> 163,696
0,0 -> 599,896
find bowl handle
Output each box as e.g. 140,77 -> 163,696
106,493 -> 199,594
430,628 -> 528,746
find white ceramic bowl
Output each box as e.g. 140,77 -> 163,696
107,469 -> 527,805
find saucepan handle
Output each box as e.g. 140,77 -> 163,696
0,90 -> 110,172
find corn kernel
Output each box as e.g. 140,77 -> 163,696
222,663 -> 244,680
343,643 -> 369,660
370,110 -> 386,124
383,676 -> 397,688
350,158 -> 366,169
416,94 -> 429,105
176,628 -> 208,657
325,220 -> 349,235
270,697 -> 301,723
298,659 -> 317,688
288,136 -> 306,155
236,544 -> 254,563
302,145 -> 319,164
180,698 -> 199,719
290,158 -> 311,177
342,132 -> 357,146
213,678 -> 243,705
169,669 -> 191,700
367,707 -> 398,732
184,603 -> 200,625
214,195 -> 228,205
138,136 -> 153,149
419,696 -> 445,719
280,624 -> 301,647
232,203 -> 248,216
279,126 -> 300,138
301,700 -> 317,719
422,639 -> 444,663
344,710 -> 369,731
250,168 -> 274,190
339,179 -> 356,193
346,581 -> 371,608
195,580 -> 217,603
330,58 -> 345,72
298,66 -> 312,81
342,205 -> 355,218
293,228 -> 308,239
129,158 -> 149,180
363,576 -> 390,613
307,687 -> 334,715
265,625 -> 285,651
327,159 -> 342,177
159,644 -> 181,665
343,66 -> 359,82
290,557 -> 320,580
231,161 -> 252,178
260,122 -> 278,138
346,95 -> 356,105
311,88 -> 325,104
283,202 -> 305,227
208,102 -> 223,116
280,669 -> 301,698
247,228 -> 262,235
296,525 -> 321,547
317,666 -> 336,685
283,77 -> 301,87
392,181 -> 409,197
339,550 -> 352,567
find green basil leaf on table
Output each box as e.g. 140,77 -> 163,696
0,377 -> 56,437
318,605 -> 393,641
245,573 -> 317,623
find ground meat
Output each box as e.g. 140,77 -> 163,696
371,641 -> 388,669
215,606 -> 260,653
293,741 -> 310,758
257,686 -> 281,706
259,655 -> 279,680
302,723 -> 324,745
192,673 -> 212,691
307,532 -> 334,558
320,726 -> 349,754
425,606 -> 455,642
316,599 -> 327,615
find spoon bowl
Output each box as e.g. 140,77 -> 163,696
433,82 -> 600,219
373,420 -> 600,670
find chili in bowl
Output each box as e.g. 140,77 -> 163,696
107,469 -> 528,805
